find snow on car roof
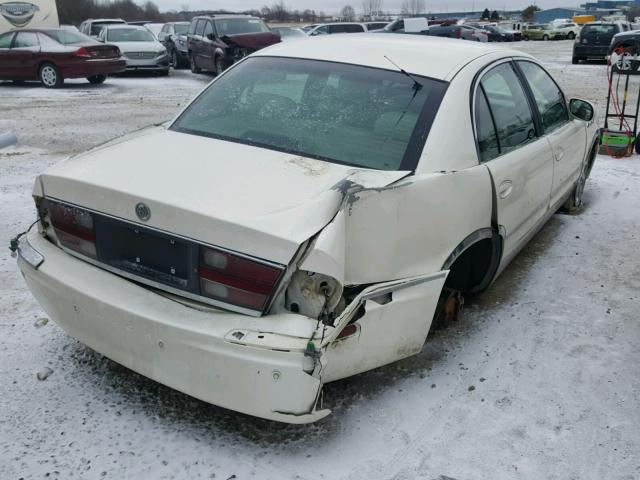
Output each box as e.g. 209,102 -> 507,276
254,33 -> 528,81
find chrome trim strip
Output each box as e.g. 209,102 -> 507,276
45,196 -> 285,269
44,197 -> 286,317
17,237 -> 44,270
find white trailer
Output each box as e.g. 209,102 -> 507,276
0,1 -> 59,34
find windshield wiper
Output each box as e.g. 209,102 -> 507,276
384,55 -> 423,92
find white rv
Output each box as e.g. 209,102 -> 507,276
0,0 -> 59,34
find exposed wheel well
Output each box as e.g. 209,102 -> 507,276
444,233 -> 502,296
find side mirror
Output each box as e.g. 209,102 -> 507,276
570,98 -> 594,122
206,33 -> 214,41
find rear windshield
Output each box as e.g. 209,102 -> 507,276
45,30 -> 93,45
214,18 -> 269,36
174,24 -> 189,35
582,24 -> 617,35
107,28 -> 156,42
91,21 -> 124,36
171,57 -> 446,171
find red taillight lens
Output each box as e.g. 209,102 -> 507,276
47,200 -> 97,259
74,47 -> 91,58
198,247 -> 283,312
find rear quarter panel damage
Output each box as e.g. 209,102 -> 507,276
301,165 -> 493,381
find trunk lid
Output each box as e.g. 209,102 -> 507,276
40,127 -> 408,265
84,43 -> 121,59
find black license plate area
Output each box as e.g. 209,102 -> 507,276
95,218 -> 194,290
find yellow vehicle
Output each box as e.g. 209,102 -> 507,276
573,15 -> 596,25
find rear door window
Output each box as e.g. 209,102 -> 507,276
0,32 -> 13,48
475,87 -> 500,162
517,61 -> 569,133
477,62 -> 536,156
345,24 -> 365,32
203,21 -> 213,39
13,32 -> 39,48
195,19 -> 206,36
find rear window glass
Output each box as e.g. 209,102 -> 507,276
107,28 -> 155,42
172,57 -> 447,171
0,32 -> 13,48
582,24 -> 617,35
45,30 -> 93,45
174,24 -> 189,35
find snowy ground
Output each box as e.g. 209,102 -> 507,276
1,41 -> 639,480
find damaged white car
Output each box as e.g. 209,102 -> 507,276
15,35 -> 598,423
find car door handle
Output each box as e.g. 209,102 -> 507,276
498,180 -> 513,199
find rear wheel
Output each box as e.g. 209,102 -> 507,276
215,55 -> 224,76
562,144 -> 595,213
190,53 -> 201,73
543,34 -> 549,41
87,74 -> 107,84
39,63 -> 63,88
567,31 -> 575,40
572,56 -> 579,64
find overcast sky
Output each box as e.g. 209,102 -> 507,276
152,1 -> 579,14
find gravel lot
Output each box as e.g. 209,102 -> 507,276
1,40 -> 639,480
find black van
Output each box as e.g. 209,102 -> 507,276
573,22 -> 629,63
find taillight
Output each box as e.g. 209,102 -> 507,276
198,246 -> 283,312
74,47 -> 91,58
575,35 -> 581,44
47,200 -> 97,259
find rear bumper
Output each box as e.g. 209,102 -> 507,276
17,232 -> 330,424
573,44 -> 609,58
59,59 -> 127,78
123,54 -> 170,70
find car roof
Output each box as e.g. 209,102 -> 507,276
193,14 -> 257,20
102,24 -> 147,30
314,22 -> 366,26
87,19 -> 125,23
254,33 -> 525,81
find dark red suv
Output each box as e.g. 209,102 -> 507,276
187,15 -> 280,75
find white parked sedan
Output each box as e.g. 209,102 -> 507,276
15,34 -> 598,423
97,24 -> 170,74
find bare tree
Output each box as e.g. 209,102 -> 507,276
361,0 -> 383,19
400,0 -> 425,15
341,5 -> 356,21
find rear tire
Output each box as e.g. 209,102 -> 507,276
190,53 -> 201,73
567,32 -> 575,40
543,34 -> 549,41
39,63 -> 63,88
562,144 -> 595,214
572,56 -> 579,64
214,55 -> 224,76
87,74 -> 107,84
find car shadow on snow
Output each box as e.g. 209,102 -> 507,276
0,79 -> 119,91
58,213 -> 569,446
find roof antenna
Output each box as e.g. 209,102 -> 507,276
384,55 -> 423,91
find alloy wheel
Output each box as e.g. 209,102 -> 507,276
40,65 -> 57,87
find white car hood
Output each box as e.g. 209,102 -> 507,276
112,41 -> 163,52
39,127 -> 409,264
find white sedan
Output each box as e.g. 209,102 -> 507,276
16,34 -> 598,423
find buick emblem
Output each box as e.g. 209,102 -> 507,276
0,2 -> 40,28
135,202 -> 151,221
